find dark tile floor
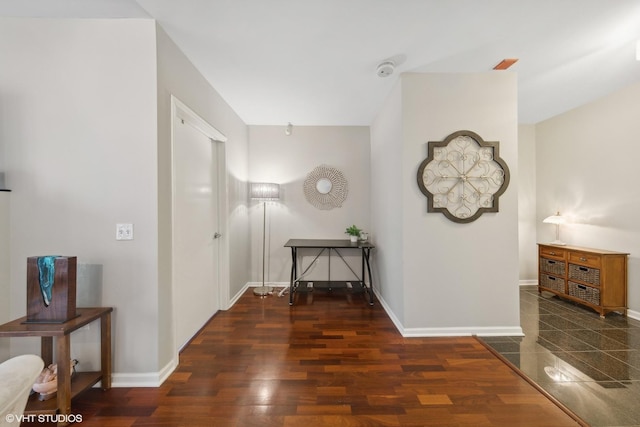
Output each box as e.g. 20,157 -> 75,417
481,286 -> 640,427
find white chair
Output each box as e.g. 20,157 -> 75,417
0,354 -> 44,427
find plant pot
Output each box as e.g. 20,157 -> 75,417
350,235 -> 358,243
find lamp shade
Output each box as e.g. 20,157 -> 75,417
250,182 -> 280,200
543,212 -> 566,225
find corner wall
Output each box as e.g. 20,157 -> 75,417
370,82 -> 405,325
372,72 -> 521,335
247,125 -> 370,285
536,80 -> 640,316
0,192 -> 9,361
518,124 -> 537,282
156,24 -> 251,373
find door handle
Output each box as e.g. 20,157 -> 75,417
213,232 -> 222,239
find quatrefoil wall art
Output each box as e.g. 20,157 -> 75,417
416,130 -> 510,223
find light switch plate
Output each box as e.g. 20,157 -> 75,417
116,223 -> 134,240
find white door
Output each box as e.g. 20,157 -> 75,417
173,113 -> 221,351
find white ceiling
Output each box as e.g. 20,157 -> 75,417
2,0 -> 640,125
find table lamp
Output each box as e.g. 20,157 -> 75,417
543,212 -> 566,246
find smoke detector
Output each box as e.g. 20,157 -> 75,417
376,61 -> 395,77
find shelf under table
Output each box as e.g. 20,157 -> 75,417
24,371 -> 103,414
295,280 -> 367,292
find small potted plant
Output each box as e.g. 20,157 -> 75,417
345,225 -> 362,243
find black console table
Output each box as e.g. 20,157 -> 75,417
284,239 -> 375,306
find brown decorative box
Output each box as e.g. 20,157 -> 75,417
25,256 -> 78,323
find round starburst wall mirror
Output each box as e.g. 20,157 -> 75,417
303,165 -> 348,210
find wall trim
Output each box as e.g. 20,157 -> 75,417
246,281 -> 289,287
245,281 -> 290,297
109,284 -> 259,388
373,288 -> 405,335
402,326 -> 524,337
110,358 -> 178,388
519,279 -> 538,286
232,282 -> 291,304
228,283 -> 251,308
373,288 -> 524,337
628,309 -> 640,321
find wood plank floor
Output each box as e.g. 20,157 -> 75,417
24,288 -> 582,426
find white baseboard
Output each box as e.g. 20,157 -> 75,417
372,288 -> 405,335
373,288 -> 524,338
246,281 -> 289,288
228,282 -> 290,307
287,282 -> 511,338
108,358 -> 178,388
228,283 -> 251,308
628,309 -> 640,321
402,326 -> 524,337
519,279 -> 538,286
107,284 -> 269,388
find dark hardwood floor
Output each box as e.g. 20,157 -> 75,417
24,288 -> 582,426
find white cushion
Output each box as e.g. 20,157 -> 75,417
0,355 -> 44,427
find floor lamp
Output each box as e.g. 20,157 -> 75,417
251,182 -> 280,296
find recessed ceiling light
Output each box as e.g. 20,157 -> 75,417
493,58 -> 519,70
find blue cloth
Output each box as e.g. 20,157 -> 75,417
37,256 -> 59,307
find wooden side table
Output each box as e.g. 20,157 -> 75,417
0,307 -> 112,424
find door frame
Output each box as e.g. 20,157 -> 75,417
170,95 -> 230,356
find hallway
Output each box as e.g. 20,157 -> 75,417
24,287 -> 580,426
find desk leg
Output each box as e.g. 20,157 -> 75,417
361,248 -> 365,294
41,336 -> 53,366
101,311 -> 112,389
56,334 -> 71,423
364,248 -> 374,305
289,247 -> 296,306
328,248 -> 331,282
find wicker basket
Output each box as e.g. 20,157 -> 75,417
540,274 -> 564,293
568,264 -> 600,286
568,281 -> 600,305
540,258 -> 566,276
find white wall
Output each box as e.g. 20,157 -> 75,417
372,72 -> 521,335
370,82 -> 405,324
247,126 -> 370,285
536,80 -> 640,315
0,192 -> 9,361
156,25 -> 250,372
0,18 -> 252,383
518,125 -> 537,282
0,18 -> 159,373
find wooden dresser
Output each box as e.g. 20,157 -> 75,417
538,243 -> 628,317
